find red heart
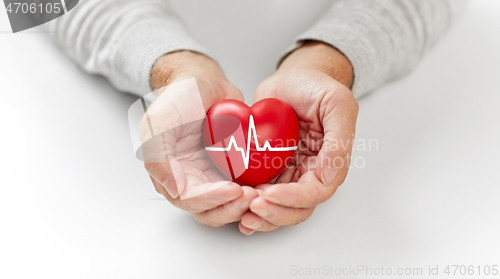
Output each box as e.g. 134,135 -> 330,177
202,98 -> 300,186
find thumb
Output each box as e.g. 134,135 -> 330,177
253,77 -> 280,104
141,132 -> 184,199
316,91 -> 358,187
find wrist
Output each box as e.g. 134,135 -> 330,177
279,41 -> 354,89
150,50 -> 226,91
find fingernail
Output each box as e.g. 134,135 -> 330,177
321,166 -> 339,186
245,230 -> 255,236
165,184 -> 179,199
251,209 -> 269,218
246,220 -> 262,230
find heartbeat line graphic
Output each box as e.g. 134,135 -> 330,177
205,115 -> 298,169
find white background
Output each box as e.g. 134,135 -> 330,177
1,1 -> 500,278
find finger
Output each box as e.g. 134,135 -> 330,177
254,183 -> 272,191
316,88 -> 358,187
239,222 -> 255,235
193,186 -> 259,227
273,155 -> 302,183
260,171 -> 332,208
240,212 -> 280,232
223,82 -> 245,102
177,181 -> 244,213
143,132 -> 182,199
145,159 -> 181,199
150,175 -> 177,204
150,176 -> 243,213
249,196 -> 315,226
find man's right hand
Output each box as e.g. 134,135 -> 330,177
143,51 -> 258,228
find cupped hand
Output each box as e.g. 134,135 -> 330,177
143,51 -> 258,227
239,41 -> 359,234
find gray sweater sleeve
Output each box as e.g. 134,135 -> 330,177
293,0 -> 466,98
49,0 -> 206,95
50,0 -> 465,98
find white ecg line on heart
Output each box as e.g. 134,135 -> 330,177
205,115 -> 298,169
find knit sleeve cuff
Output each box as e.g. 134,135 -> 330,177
293,22 -> 379,99
284,0 -> 461,98
110,17 -> 207,95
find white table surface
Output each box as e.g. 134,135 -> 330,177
1,1 -> 499,278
